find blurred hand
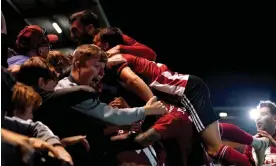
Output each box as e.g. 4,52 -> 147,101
1,129 -> 62,163
258,130 -> 275,146
8,48 -> 18,58
8,65 -> 20,76
110,133 -> 131,141
107,54 -> 127,69
53,145 -> 74,165
106,45 -> 121,57
109,97 -> 130,108
258,130 -> 273,140
27,138 -> 74,165
61,135 -> 90,152
27,138 -> 60,157
144,96 -> 167,115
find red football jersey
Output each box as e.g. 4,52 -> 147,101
111,54 -> 212,165
116,54 -> 189,97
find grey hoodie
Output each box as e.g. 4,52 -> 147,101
2,116 -> 61,146
55,77 -> 145,125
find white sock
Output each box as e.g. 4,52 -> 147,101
252,137 -> 269,149
252,138 -> 262,149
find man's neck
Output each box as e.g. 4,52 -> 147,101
78,35 -> 94,45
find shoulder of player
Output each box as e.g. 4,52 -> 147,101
122,34 -> 137,45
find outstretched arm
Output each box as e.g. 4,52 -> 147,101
119,66 -> 154,102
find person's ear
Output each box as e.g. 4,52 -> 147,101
38,77 -> 45,89
73,61 -> 81,72
103,42 -> 110,51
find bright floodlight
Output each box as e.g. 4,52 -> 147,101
249,109 -> 259,120
52,22 -> 62,34
219,112 -> 228,118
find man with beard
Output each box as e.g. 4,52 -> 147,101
244,101 -> 276,166
69,10 -> 157,61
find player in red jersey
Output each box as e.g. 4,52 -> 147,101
243,101 -> 276,166
69,11 -> 156,61
93,28 -> 213,165
109,53 -> 269,165
108,97 -> 212,166
93,27 -> 269,166
94,28 -> 211,166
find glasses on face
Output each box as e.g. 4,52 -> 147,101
42,28 -> 48,36
39,27 -> 50,45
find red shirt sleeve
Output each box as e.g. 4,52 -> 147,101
116,54 -> 167,83
122,34 -> 137,45
120,34 -> 157,61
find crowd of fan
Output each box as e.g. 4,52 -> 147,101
1,10 -> 169,166
2,10 -> 276,166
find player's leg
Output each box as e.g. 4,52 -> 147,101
182,75 -> 252,166
220,123 -> 269,149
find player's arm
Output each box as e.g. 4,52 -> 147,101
135,111 -> 186,146
119,34 -> 157,61
120,66 -> 154,102
134,128 -> 162,147
114,53 -> 160,102
110,128 -> 161,148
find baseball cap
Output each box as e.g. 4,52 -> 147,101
16,25 -> 58,52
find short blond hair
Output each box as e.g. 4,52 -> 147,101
72,44 -> 107,67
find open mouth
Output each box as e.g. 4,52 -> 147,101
92,77 -> 100,84
89,76 -> 102,88
93,75 -> 104,83
256,122 -> 263,128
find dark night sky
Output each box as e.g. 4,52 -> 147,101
100,1 -> 275,107
2,0 -> 275,108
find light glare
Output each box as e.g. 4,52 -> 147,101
219,112 -> 228,118
52,22 -> 62,34
249,109 -> 259,120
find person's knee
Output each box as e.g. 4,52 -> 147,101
205,144 -> 222,157
200,122 -> 223,156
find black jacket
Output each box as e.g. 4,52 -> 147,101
34,86 -> 142,166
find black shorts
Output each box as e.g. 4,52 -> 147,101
182,75 -> 219,133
